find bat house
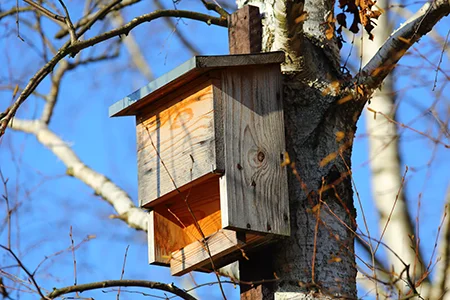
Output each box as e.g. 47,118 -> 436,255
109,51 -> 290,276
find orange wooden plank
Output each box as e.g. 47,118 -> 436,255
170,229 -> 242,276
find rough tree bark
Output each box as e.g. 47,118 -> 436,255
234,0 -> 450,299
237,1 -> 357,298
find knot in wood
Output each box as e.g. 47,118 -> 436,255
257,151 -> 265,162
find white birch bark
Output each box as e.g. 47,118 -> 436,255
10,119 -> 148,231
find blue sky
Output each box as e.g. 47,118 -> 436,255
0,0 -> 449,299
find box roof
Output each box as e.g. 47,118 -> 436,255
109,51 -> 285,117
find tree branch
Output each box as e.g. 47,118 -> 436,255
56,0 -> 78,44
0,6 -> 33,19
360,0 -> 450,92
0,245 -> 48,299
69,9 -> 227,54
45,279 -> 196,300
154,0 -> 202,56
430,188 -> 450,299
9,119 -> 148,231
390,4 -> 450,61
54,0 -> 142,39
22,0 -> 66,25
40,61 -> 70,124
0,9 -> 227,137
108,11 -> 154,80
200,0 -> 230,18
41,50 -> 120,124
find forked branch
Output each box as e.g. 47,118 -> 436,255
0,9 -> 227,137
360,0 -> 450,92
9,119 -> 148,231
45,279 -> 196,300
343,0 -> 450,117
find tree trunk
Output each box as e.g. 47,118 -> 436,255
236,0 -> 357,298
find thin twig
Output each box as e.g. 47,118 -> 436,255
54,0 -> 141,39
23,0 -> 66,24
200,0 -> 230,18
0,8 -> 227,136
33,234 -> 95,274
374,166 -> 409,255
433,29 -> 450,91
57,0 -> 77,44
311,178 -> 325,284
16,0 -> 25,41
0,245 -> 48,299
117,245 -> 130,300
0,170 -> 12,249
154,0 -> 201,55
69,226 -> 78,297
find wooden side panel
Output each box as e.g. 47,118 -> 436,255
218,65 -> 290,236
148,177 -> 224,266
136,82 -> 218,207
148,211 -> 193,265
170,229 -> 242,276
153,176 -> 222,240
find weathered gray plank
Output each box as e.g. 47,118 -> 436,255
228,5 -> 262,54
219,65 -> 290,236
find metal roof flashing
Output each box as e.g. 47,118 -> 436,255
108,51 -> 285,117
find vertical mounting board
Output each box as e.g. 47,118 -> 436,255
218,64 -> 290,236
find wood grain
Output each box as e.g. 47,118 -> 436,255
148,210 -> 192,265
154,176 -> 222,240
228,5 -> 262,54
136,81 -> 219,207
170,229 -> 243,276
148,177 -> 223,265
218,65 -> 290,236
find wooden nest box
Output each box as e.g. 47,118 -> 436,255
109,52 -> 289,276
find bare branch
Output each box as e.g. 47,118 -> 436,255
54,0 -> 142,39
0,245 -> 48,299
0,9 -> 227,136
70,9 -> 227,53
23,0 -> 66,25
56,0 -> 78,44
430,188 -> 450,299
154,0 -> 201,56
45,279 -> 197,300
40,60 -> 69,124
109,11 -> 154,80
0,170 -> 12,249
9,119 -> 148,231
361,0 -> 450,91
0,6 -> 33,19
390,4 -> 450,61
201,0 -> 230,18
41,51 -> 120,124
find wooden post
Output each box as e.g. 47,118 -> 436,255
228,5 -> 262,54
228,6 -> 275,300
239,249 -> 275,300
